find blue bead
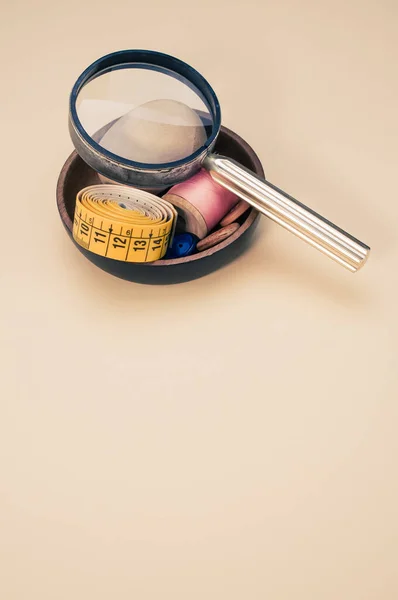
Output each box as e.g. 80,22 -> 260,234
165,233 -> 199,259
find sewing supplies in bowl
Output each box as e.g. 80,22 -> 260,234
64,49 -> 370,272
72,174 -> 241,262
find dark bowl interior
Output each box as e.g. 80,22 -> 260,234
57,125 -> 264,284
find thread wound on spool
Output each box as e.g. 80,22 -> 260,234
163,169 -> 238,239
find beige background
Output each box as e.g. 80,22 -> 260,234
1,0 -> 397,598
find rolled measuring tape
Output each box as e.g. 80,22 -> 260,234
73,184 -> 177,263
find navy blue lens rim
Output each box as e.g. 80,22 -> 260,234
69,49 -> 221,171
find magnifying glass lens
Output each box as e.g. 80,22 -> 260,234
76,66 -> 214,164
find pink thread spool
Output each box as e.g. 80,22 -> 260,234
163,169 -> 239,239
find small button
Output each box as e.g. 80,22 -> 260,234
165,232 -> 199,259
220,200 -> 249,227
196,222 -> 240,252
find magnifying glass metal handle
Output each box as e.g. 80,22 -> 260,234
204,154 -> 370,272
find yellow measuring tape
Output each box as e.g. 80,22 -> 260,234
73,184 -> 177,263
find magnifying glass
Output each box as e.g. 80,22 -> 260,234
69,49 -> 370,272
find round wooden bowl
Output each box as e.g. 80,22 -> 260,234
56,126 -> 264,284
